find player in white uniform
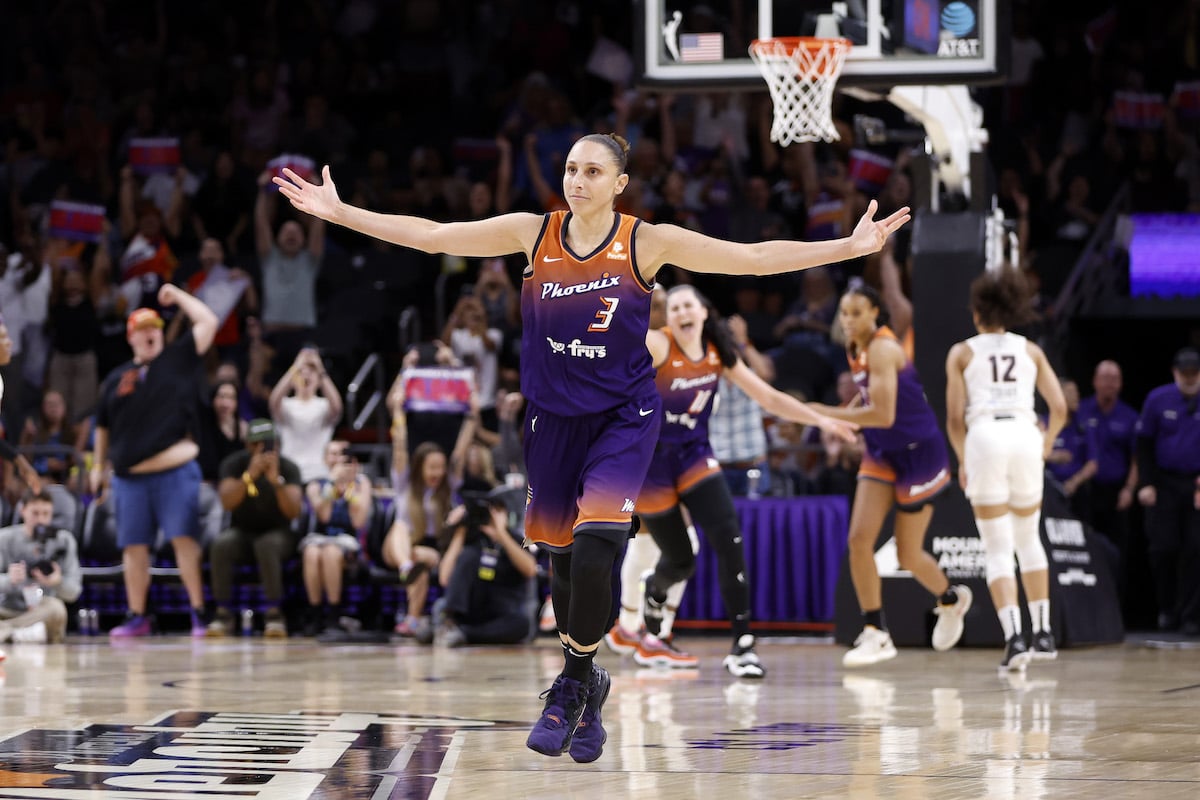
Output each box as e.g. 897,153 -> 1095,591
945,267 -> 1066,672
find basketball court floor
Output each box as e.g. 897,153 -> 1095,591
0,633 -> 1196,799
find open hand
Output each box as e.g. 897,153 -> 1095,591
274,165 -> 340,222
849,199 -> 911,258
817,414 -> 859,444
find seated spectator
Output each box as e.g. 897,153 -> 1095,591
20,389 -> 81,485
208,419 -> 303,638
300,441 -> 372,635
383,432 -> 464,639
432,486 -> 538,647
0,488 -> 82,644
270,346 -> 343,484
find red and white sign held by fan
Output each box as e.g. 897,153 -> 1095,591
267,154 -> 317,190
129,138 -> 181,176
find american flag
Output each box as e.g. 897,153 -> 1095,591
679,32 -> 724,62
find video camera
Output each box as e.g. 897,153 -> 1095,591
461,489 -> 505,531
30,524 -> 58,575
459,485 -> 525,539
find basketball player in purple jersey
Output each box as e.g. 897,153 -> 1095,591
810,285 -> 972,667
613,284 -> 856,678
275,135 -> 909,762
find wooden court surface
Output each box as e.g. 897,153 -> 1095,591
0,634 -> 1197,799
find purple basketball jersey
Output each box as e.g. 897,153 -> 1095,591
520,211 -> 656,416
849,326 -> 943,451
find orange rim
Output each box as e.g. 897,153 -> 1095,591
749,36 -> 852,75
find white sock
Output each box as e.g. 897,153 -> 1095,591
997,605 -> 1021,641
620,534 -> 660,631
659,580 -> 687,638
1029,599 -> 1050,633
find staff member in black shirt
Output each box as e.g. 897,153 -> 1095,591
91,285 -> 218,638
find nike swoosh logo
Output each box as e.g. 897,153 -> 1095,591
542,255 -> 563,263
639,408 -> 654,416
671,360 -> 683,367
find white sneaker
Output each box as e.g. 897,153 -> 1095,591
932,584 -> 973,651
843,627 -> 898,667
11,622 -> 47,644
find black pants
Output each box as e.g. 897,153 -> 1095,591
444,545 -> 531,644
642,474 -> 751,630
1143,473 -> 1200,628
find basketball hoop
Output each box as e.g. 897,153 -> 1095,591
749,37 -> 852,146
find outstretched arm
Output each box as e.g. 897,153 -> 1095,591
724,360 -> 858,442
636,199 -> 910,281
809,339 -> 902,429
275,165 -> 542,258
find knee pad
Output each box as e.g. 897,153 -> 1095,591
656,548 -> 696,586
976,515 -> 1016,584
1013,510 -> 1048,573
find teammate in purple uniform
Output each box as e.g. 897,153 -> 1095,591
275,134 -> 909,762
810,285 -> 972,667
610,284 -> 856,678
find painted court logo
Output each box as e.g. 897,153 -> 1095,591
0,710 -> 524,799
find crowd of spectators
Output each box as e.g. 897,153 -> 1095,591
0,1 -> 1196,639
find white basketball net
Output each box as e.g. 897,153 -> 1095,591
749,38 -> 851,146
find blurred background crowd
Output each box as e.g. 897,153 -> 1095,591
0,0 -> 1197,639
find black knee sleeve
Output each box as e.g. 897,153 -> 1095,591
565,528 -> 620,645
682,477 -> 751,622
642,505 -> 697,596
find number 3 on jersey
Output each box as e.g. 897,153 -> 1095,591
588,297 -> 620,332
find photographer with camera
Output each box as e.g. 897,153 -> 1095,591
208,418 -> 303,637
431,486 -> 537,647
0,489 -> 82,645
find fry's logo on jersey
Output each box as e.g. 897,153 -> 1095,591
547,337 -> 607,359
665,410 -> 699,430
540,274 -> 620,299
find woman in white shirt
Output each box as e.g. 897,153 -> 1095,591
269,347 -> 343,483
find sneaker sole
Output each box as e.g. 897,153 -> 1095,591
999,651 -> 1033,672
569,669 -> 612,764
1030,650 -> 1057,661
931,587 -> 974,652
723,657 -> 767,679
634,651 -> 699,669
604,631 -> 639,656
843,646 -> 898,668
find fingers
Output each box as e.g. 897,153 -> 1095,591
881,206 -> 912,234
864,198 -> 878,219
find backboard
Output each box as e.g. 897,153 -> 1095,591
635,0 -> 1009,91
